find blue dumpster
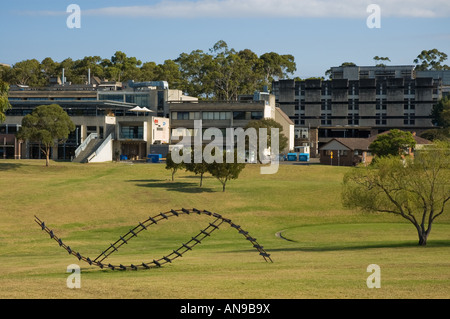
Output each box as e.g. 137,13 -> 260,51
287,153 -> 298,161
298,153 -> 310,162
147,154 -> 162,163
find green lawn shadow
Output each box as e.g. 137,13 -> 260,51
129,179 -> 215,193
266,239 -> 450,253
0,162 -> 27,171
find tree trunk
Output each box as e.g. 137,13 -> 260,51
44,146 -> 50,167
199,173 -> 203,187
418,230 -> 428,246
222,182 -> 226,192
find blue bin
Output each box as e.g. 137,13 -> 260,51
120,155 -> 128,161
287,153 -> 298,161
298,153 -> 310,162
147,154 -> 162,163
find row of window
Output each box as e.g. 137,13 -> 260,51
171,111 -> 264,121
293,84 -> 419,96
296,101 -> 419,111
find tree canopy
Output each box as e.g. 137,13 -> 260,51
369,130 -> 416,158
17,104 -> 75,166
342,142 -> 450,246
414,49 -> 450,71
0,80 -> 12,123
0,41 -> 297,101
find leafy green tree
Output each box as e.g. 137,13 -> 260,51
165,150 -> 185,181
208,150 -> 246,192
17,104 -> 75,166
373,56 -> 391,67
40,57 -> 60,84
8,59 -> 45,86
73,56 -> 105,83
185,147 -> 210,187
260,52 -> 296,86
176,49 -> 214,98
431,96 -> 450,128
420,128 -> 450,142
342,141 -> 450,246
369,129 -> 416,158
0,80 -> 12,123
103,51 -> 142,82
155,60 -> 184,89
414,49 -> 450,71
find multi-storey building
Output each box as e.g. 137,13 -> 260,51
1,80 -> 186,161
272,65 -> 441,156
98,80 -> 198,118
169,92 -> 294,154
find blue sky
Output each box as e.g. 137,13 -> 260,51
1,0 -> 449,79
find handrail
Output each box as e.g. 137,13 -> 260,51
74,133 -> 98,159
87,133 -> 114,163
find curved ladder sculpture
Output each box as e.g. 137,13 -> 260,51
35,208 -> 272,270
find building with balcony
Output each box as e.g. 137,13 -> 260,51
2,82 -> 172,162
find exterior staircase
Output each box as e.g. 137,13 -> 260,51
72,137 -> 105,163
72,126 -> 115,163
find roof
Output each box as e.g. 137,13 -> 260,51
320,138 -> 370,151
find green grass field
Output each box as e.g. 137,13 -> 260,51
0,159 -> 449,299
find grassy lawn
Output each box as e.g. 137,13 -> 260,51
0,159 -> 449,299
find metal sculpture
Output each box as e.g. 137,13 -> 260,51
35,208 -> 272,270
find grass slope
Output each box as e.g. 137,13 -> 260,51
0,160 -> 449,299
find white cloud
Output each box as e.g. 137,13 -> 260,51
27,0 -> 450,18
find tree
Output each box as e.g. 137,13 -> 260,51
420,128 -> 450,142
369,129 -> 416,158
176,49 -> 215,98
431,96 -> 450,128
0,80 -> 12,123
103,51 -> 142,82
342,142 -> 450,246
8,59 -> 45,86
260,52 -> 296,86
414,49 -> 450,71
185,147 -> 210,187
17,104 -> 75,166
373,56 -> 391,67
165,150 -> 185,181
208,150 -> 246,192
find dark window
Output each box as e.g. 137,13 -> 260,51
233,111 -> 246,120
177,112 -> 189,120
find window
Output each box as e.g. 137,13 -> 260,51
177,112 -> 189,120
189,112 -> 200,120
348,114 -> 359,125
233,111 -> 246,120
251,111 -> 263,120
321,114 -> 331,126
120,126 -> 143,139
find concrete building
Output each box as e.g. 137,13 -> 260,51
272,65 -> 441,157
98,80 -> 198,118
2,83 -> 174,162
169,92 -> 295,156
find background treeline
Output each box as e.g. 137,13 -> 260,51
0,40 -> 296,101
